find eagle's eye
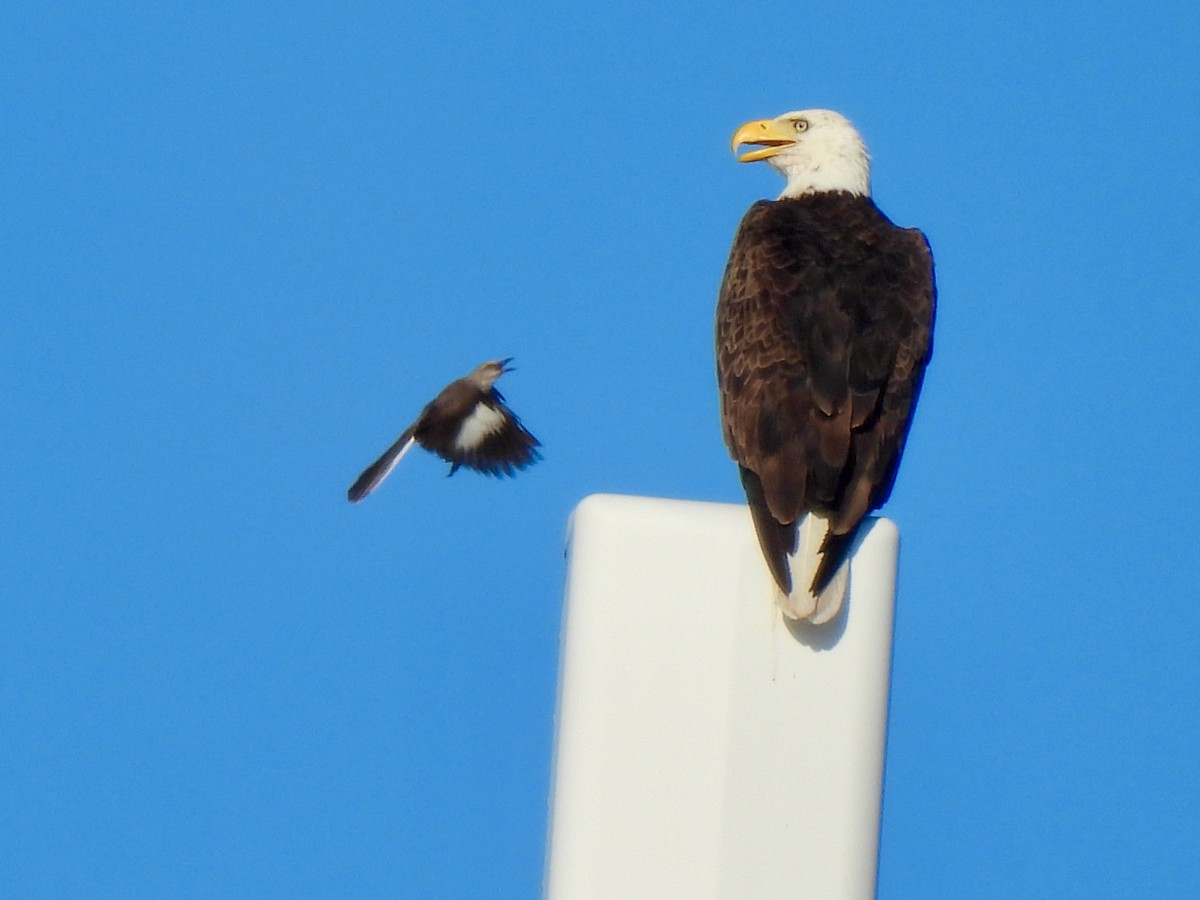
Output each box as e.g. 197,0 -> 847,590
792,118 -> 809,133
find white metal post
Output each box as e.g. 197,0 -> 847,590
545,493 -> 899,899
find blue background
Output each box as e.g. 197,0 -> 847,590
4,1 -> 1199,895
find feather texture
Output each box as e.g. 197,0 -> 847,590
716,193 -> 935,619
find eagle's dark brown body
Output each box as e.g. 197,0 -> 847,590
716,192 -> 935,596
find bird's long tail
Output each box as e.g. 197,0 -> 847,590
347,429 -> 417,503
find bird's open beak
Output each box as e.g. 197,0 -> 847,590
499,356 -> 516,372
731,118 -> 796,163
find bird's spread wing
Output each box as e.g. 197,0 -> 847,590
425,391 -> 542,478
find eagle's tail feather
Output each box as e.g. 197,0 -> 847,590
812,527 -> 857,596
786,513 -> 850,624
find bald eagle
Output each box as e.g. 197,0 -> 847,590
716,110 -> 935,624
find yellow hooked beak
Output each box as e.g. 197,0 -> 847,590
730,118 -> 797,163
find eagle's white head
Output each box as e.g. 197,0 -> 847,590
731,109 -> 871,200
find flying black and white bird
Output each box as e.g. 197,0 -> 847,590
716,109 -> 936,623
347,358 -> 541,503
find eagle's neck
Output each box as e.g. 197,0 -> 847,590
774,190 -> 878,211
773,145 -> 871,199
777,168 -> 870,200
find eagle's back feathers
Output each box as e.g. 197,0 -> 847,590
717,192 -> 935,606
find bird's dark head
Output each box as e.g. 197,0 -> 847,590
467,358 -> 514,389
730,108 -> 871,199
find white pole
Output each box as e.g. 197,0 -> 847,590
544,494 -> 898,899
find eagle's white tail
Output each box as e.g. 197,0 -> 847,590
776,513 -> 849,624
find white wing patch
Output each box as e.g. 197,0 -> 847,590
455,403 -> 507,452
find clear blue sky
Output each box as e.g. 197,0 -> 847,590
4,1 -> 1199,895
